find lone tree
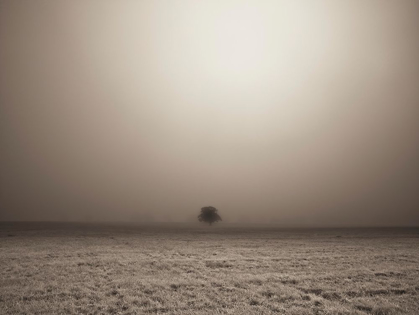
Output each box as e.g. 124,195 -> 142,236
198,206 -> 222,225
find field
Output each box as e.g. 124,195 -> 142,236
0,223 -> 418,314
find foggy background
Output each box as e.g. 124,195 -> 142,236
1,0 -> 418,226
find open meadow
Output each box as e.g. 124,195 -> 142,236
0,223 -> 418,314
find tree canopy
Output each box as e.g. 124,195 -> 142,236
198,206 -> 222,225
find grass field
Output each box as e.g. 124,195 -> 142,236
0,223 -> 418,314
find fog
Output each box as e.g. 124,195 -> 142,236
1,0 -> 418,225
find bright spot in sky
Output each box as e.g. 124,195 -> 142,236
206,4 -> 267,81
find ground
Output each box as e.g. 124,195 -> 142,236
0,222 -> 418,314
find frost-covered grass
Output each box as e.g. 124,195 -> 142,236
1,223 -> 418,314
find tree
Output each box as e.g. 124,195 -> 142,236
198,206 -> 222,225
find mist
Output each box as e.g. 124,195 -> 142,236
1,0 -> 418,226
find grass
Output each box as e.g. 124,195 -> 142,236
0,222 -> 418,314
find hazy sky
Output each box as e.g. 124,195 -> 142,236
1,0 -> 418,225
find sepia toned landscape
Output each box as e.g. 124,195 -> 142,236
1,223 -> 418,314
1,1 -> 419,314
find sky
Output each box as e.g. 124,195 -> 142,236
1,0 -> 418,225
